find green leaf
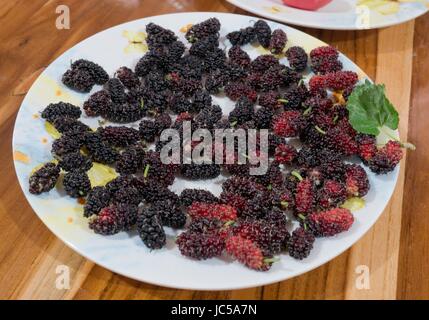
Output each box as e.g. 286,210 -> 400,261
346,80 -> 399,136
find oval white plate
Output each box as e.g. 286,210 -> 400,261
13,12 -> 399,290
227,0 -> 428,30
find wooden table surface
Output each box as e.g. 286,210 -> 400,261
0,0 -> 428,300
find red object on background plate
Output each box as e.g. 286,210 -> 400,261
282,0 -> 332,11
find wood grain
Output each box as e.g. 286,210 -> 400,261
0,0 -> 425,300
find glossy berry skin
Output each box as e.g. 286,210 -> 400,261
309,71 -> 358,92
84,186 -> 111,218
226,235 -> 273,271
177,231 -> 225,260
233,219 -> 289,255
318,180 -> 347,209
269,29 -> 287,54
274,143 -> 298,165
369,141 -> 403,174
28,163 -> 60,195
63,170 -> 91,198
180,189 -> 219,207
254,20 -> 272,48
272,111 -> 305,138
345,164 -> 370,197
307,208 -> 354,237
137,207 -> 166,250
188,202 -> 238,222
287,227 -> 315,260
295,178 -> 315,214
286,46 -> 308,72
356,134 -> 377,163
89,204 -> 138,235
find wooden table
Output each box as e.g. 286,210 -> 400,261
0,0 -> 427,300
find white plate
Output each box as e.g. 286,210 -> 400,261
227,0 -> 428,30
13,12 -> 399,290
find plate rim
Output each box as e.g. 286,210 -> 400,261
12,11 -> 400,290
227,0 -> 428,30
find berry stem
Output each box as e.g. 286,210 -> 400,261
143,164 -> 150,178
280,201 -> 289,208
379,126 -> 416,150
303,106 -> 312,116
315,125 -> 327,135
264,257 -> 280,264
278,99 -> 289,104
291,170 -> 303,182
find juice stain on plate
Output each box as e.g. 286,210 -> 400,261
180,24 -> 193,33
263,6 -> 287,14
45,121 -> 62,139
342,197 -> 365,211
122,30 -> 148,54
13,151 -> 31,164
88,162 -> 118,187
30,74 -> 81,105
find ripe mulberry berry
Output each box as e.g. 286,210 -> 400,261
146,23 -> 177,49
188,202 -> 238,222
227,27 -> 256,46
187,217 -> 224,234
272,111 -> 306,137
205,69 -> 228,94
259,66 -> 284,91
310,46 -> 342,75
192,90 -> 212,113
84,133 -> 119,164
258,91 -> 280,110
225,82 -> 257,102
116,144 -> 145,175
226,235 -> 274,271
294,175 -> 315,214
84,186 -> 111,217
29,163 -> 60,195
274,143 -> 297,165
194,104 -> 223,129
222,176 -> 265,199
180,163 -> 221,180
115,66 -> 140,89
105,78 -> 126,104
135,52 -> 160,77
53,117 -> 90,135
220,191 -> 248,213
51,134 -> 82,159
83,90 -> 112,117
189,35 -> 219,58
228,97 -> 255,124
137,206 -> 166,249
139,120 -> 158,142
154,199 -> 186,229
356,134 -> 377,163
233,219 -> 289,255
41,102 -> 81,123
254,20 -> 272,48
251,55 -> 279,73
345,164 -> 370,197
185,18 -> 221,43
306,208 -> 354,237
62,68 -> 95,92
141,151 -> 176,187
318,180 -> 347,209
103,101 -> 145,124
177,231 -> 225,260
90,204 -> 138,235
280,83 -> 309,110
269,29 -> 287,54
287,227 -> 315,260
63,170 -> 91,198
369,140 -> 403,174
254,107 -> 273,129
286,46 -> 308,72
309,71 -> 359,92
98,126 -> 140,148
59,152 -> 93,172
135,180 -> 179,204
71,59 -> 109,85
228,45 -> 251,67
180,189 -> 219,207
